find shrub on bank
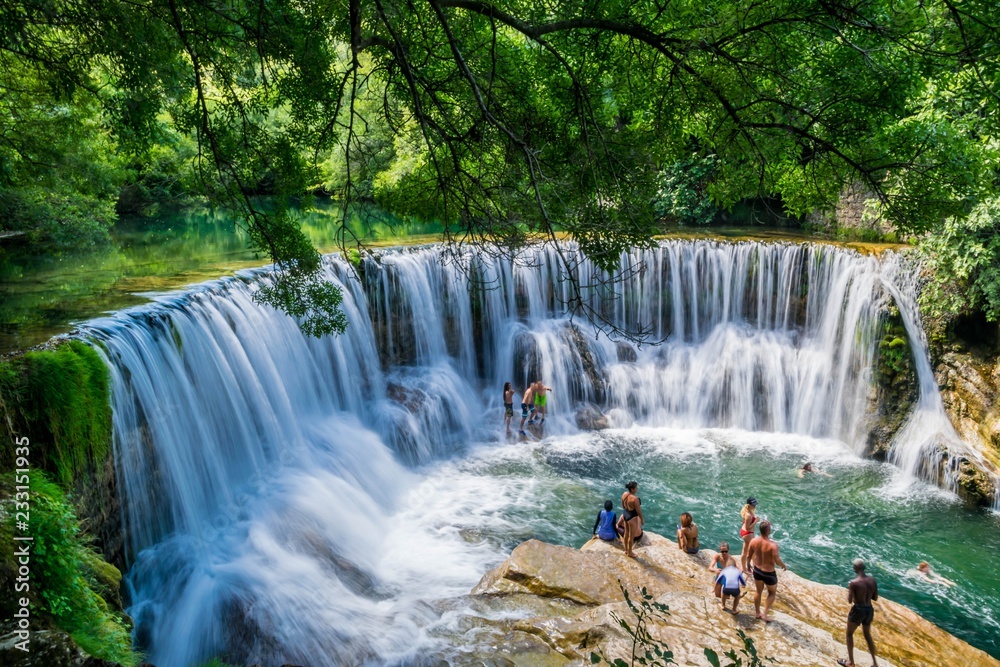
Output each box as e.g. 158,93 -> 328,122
0,471 -> 137,665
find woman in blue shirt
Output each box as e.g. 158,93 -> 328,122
593,500 -> 618,541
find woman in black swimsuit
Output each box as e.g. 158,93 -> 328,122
620,481 -> 644,558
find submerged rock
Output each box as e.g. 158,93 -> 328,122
470,532 -> 998,667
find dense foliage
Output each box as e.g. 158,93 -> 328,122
0,341 -> 112,486
0,472 -> 137,664
2,0 -> 1000,332
920,198 -> 1000,325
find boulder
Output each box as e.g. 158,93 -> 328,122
575,403 -> 610,431
615,342 -> 638,363
386,381 -> 428,413
0,630 -> 120,667
471,532 -> 999,667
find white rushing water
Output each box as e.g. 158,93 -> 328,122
81,239 -> 992,666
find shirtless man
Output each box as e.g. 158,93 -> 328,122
746,521 -> 786,622
709,542 -> 740,599
839,558 -> 879,667
518,384 -> 535,436
530,380 -> 552,424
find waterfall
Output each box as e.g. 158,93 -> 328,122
879,254 -> 1000,507
80,238 -> 993,666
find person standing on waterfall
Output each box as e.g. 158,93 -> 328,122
838,558 -> 879,667
621,481 -> 644,558
739,497 -> 759,575
530,380 -> 552,425
747,520 -> 786,623
518,384 -> 535,436
503,382 -> 515,432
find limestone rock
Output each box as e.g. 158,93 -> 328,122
937,351 -> 1000,472
471,532 -> 998,667
575,404 -> 610,431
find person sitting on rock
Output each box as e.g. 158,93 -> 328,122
676,512 -> 699,554
616,512 -> 643,544
593,500 -> 618,542
710,542 -> 740,598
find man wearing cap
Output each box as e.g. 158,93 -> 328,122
839,558 -> 879,667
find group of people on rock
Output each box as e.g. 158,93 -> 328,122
502,379 -> 552,436
591,488 -> 881,667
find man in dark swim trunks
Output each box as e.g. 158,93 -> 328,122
746,520 -> 786,622
839,558 -> 879,667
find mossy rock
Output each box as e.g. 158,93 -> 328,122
955,458 -> 996,506
0,473 -> 138,665
81,550 -> 123,613
0,339 -> 112,488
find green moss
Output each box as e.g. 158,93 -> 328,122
81,548 -> 124,611
0,471 -> 138,665
0,339 -> 112,487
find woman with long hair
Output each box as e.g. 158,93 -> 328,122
621,481 -> 644,558
739,497 -> 759,574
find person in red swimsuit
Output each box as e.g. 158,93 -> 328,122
739,497 -> 758,575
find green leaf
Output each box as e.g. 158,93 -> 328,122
704,648 -> 722,667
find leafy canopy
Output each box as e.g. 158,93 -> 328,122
3,0 -> 1000,333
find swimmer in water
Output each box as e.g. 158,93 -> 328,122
798,462 -> 832,478
911,561 -> 955,587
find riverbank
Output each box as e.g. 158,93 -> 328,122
470,531 -> 997,667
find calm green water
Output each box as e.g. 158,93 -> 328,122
417,428 -> 1000,658
0,202 -> 442,352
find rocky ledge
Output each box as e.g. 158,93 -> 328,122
469,532 -> 997,667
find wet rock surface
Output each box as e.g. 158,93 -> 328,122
0,630 -> 120,667
574,403 -> 610,431
470,532 -> 998,667
936,350 -> 1000,470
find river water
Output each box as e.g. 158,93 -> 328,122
0,203 -> 441,352
68,238 -> 1000,666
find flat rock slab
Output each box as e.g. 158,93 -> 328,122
471,532 -> 998,667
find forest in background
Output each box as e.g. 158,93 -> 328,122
2,0 -> 1000,334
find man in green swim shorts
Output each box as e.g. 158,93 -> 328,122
530,380 -> 552,424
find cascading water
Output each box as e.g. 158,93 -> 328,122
81,238 -> 992,666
